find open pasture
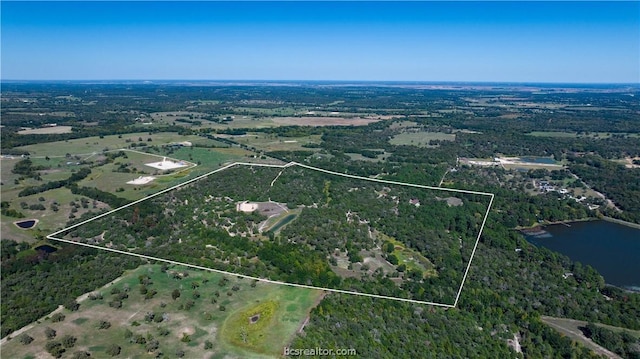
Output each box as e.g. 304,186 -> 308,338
389,130 -> 456,147
345,151 -> 390,162
271,116 -> 383,127
15,132 -> 213,158
0,264 -> 322,358
17,126 -> 73,135
233,133 -> 323,152
2,135 -> 246,243
149,111 -> 279,130
0,187 -> 108,243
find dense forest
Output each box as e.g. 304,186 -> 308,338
1,240 -> 141,337
61,164 -> 488,304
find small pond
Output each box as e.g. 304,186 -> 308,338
34,244 -> 58,253
14,219 -> 38,229
520,156 -> 557,164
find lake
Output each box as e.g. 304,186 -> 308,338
525,220 -> 640,290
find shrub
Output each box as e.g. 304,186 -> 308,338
45,326 -> 57,339
72,350 -> 91,359
18,333 -> 33,345
109,300 -> 122,309
45,340 -> 65,358
62,334 -> 77,348
106,344 -> 121,356
51,313 -> 65,322
65,300 -> 80,311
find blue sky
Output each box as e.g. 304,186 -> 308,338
1,1 -> 638,83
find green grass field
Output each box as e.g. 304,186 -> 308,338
389,131 -> 456,147
1,264 -> 323,359
15,132 -> 211,158
345,152 -> 389,162
379,233 -> 437,278
1,187 -> 108,243
233,133 -> 323,152
2,132 -> 258,243
149,111 -> 284,130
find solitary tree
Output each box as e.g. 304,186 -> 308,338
72,350 -> 91,359
51,313 -> 66,322
45,326 -> 57,339
62,334 -> 77,348
45,340 -> 65,358
18,333 -> 33,345
106,344 -> 121,356
171,289 -> 181,300
65,300 -> 80,311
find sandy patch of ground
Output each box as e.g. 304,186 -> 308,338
177,326 -> 195,339
145,158 -> 188,171
237,201 -> 259,213
619,156 -> 640,169
496,157 -> 562,168
436,197 -> 463,207
271,116 -> 383,127
127,176 -> 156,185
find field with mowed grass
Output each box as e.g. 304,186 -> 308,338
1,187 -> 108,243
15,132 -> 214,158
232,133 -> 323,152
389,131 -> 456,147
1,264 -> 323,359
1,132 -> 258,243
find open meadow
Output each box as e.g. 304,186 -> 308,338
1,132 -> 260,244
15,132 -> 218,158
17,126 -> 73,135
231,133 -> 323,152
0,264 -> 322,358
389,130 -> 456,147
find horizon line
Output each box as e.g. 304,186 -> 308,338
2,79 -> 639,86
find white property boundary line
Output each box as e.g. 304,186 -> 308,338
48,161 -> 494,308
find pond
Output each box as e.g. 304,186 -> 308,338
14,219 -> 38,229
520,156 -> 557,164
269,214 -> 297,233
34,244 -> 58,253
